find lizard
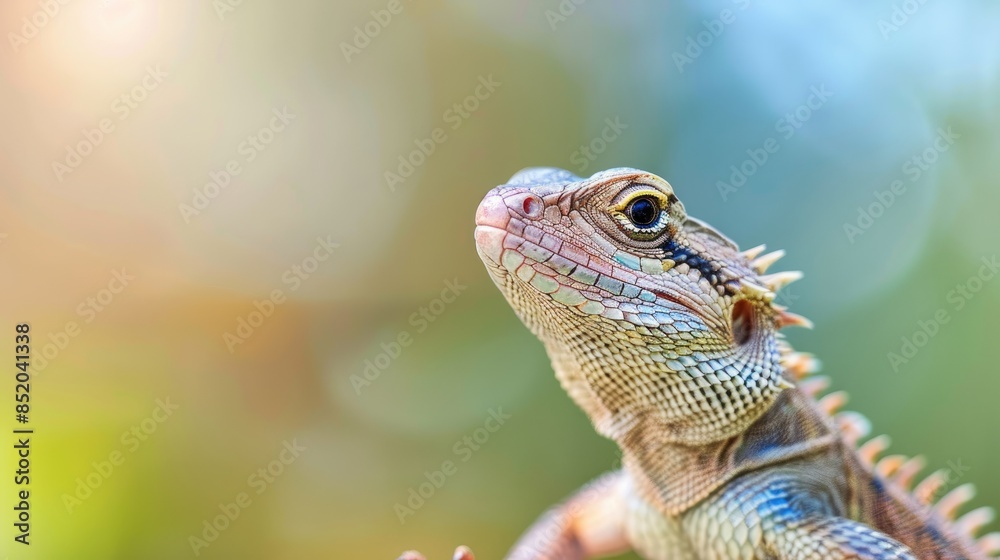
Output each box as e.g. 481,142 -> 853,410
399,167 -> 998,560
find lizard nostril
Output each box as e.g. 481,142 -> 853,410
731,300 -> 755,346
512,193 -> 543,219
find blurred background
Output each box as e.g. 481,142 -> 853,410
1,0 -> 999,558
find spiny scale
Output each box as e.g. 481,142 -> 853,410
858,435 -> 891,464
938,485 -> 978,519
760,270 -> 803,291
798,376 -> 830,397
915,470 -> 950,504
777,309 -> 814,330
958,509 -> 997,537
817,391 -> 848,415
739,278 -> 775,301
836,411 -> 872,446
984,534 -> 1000,555
781,352 -> 821,380
896,457 -> 928,490
752,249 -> 785,273
740,244 -> 768,260
875,455 -> 907,477
743,257 -> 812,331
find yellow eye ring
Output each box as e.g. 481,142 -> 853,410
608,189 -> 672,240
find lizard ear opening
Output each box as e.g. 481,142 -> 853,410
731,299 -> 755,346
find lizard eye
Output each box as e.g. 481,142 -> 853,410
626,197 -> 660,227
608,188 -> 672,241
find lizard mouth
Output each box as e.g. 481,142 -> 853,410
473,224 -> 508,267
474,193 -> 515,266
476,224 -> 715,326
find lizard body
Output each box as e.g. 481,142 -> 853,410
401,167 -> 998,560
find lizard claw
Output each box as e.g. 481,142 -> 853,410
397,546 -> 475,560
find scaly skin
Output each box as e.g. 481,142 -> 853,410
400,167 -> 999,560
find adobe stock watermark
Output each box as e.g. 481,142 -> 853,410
52,65 -> 168,183
716,84 -> 834,201
351,278 -> 467,395
32,268 -> 136,375
774,284 -> 801,309
394,407 -> 511,524
878,0 -> 932,40
545,0 -> 588,30
384,75 -> 501,192
340,0 -> 412,63
222,235 -> 339,353
61,397 -> 180,513
7,0 -> 73,54
927,458 -> 971,502
178,106 -> 296,222
212,0 -> 248,21
888,255 -> 1000,372
569,117 -> 628,173
188,439 -> 306,556
843,126 -> 959,244
672,0 -> 751,73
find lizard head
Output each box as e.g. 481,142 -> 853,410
474,167 -> 809,444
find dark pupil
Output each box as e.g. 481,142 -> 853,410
628,197 -> 659,226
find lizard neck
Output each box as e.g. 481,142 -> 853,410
544,324 -> 787,447
618,388 -> 839,516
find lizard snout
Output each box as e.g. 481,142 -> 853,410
475,189 -> 518,264
475,193 -> 510,230
475,189 -> 544,228
474,187 -> 546,264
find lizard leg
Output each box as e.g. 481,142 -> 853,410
505,470 -> 631,560
770,516 -> 917,560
